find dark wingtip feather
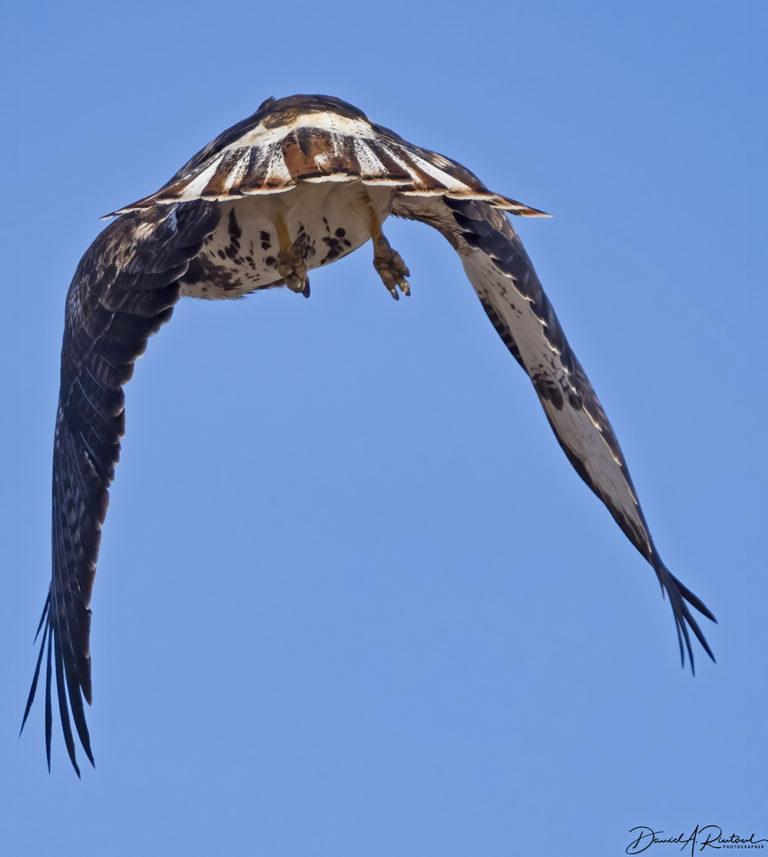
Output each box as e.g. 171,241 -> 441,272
45,631 -> 53,772
20,622 -> 48,737
653,558 -> 716,675
671,573 -> 717,624
33,592 -> 51,643
54,632 -> 81,776
62,641 -> 95,766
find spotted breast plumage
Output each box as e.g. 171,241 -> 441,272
23,94 -> 715,775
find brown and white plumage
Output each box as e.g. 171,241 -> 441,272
23,94 -> 715,774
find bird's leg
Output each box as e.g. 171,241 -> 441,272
369,210 -> 410,300
276,217 -> 310,298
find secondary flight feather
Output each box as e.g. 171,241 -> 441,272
23,94 -> 715,775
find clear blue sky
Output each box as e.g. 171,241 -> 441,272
2,2 -> 766,855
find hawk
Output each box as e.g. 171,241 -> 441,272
22,94 -> 715,775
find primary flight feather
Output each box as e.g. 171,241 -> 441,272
22,94 -> 715,775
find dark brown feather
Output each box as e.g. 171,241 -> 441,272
22,201 -> 220,773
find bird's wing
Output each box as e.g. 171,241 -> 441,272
22,201 -> 220,775
392,193 -> 715,668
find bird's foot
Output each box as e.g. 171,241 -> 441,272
373,234 -> 410,300
278,233 -> 310,298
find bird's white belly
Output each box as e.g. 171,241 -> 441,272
179,181 -> 393,298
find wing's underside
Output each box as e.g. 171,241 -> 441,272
22,202 -> 220,775
392,193 -> 715,668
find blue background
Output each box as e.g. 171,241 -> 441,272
2,2 -> 766,855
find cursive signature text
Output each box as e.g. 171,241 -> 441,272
627,825 -> 768,855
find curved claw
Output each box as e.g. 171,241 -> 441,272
373,234 -> 410,299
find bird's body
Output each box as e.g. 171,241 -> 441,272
114,94 -> 546,301
23,94 -> 715,775
177,185 -> 390,298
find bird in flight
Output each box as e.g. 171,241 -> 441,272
22,94 -> 715,775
